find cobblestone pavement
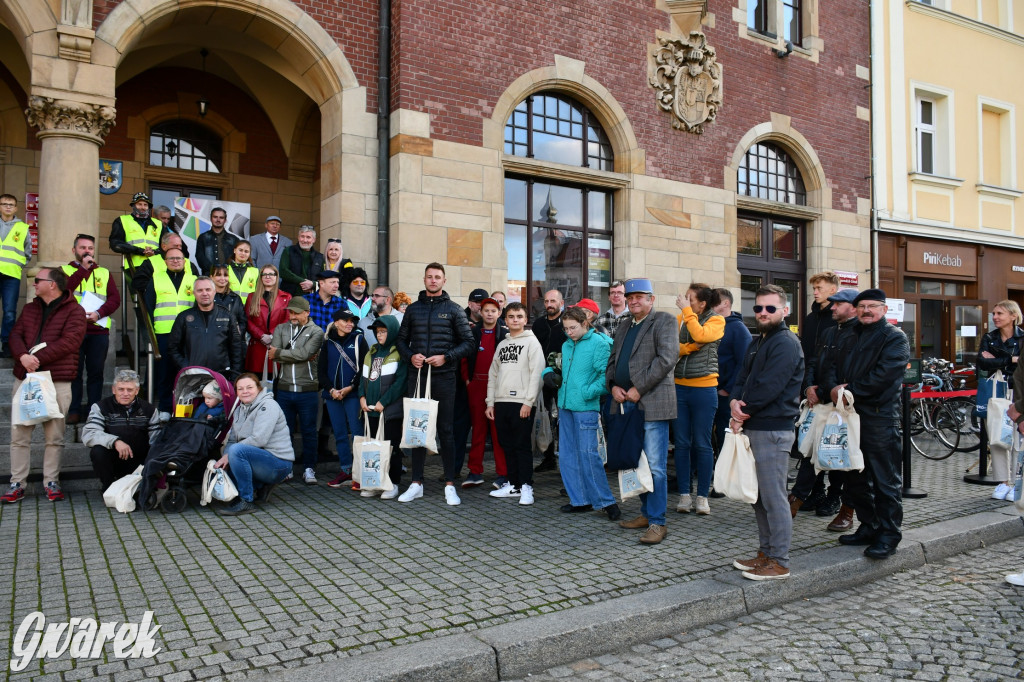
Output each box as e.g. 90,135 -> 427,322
512,534 -> 1024,682
0,446 -> 1015,680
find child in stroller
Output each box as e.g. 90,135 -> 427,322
136,367 -> 237,512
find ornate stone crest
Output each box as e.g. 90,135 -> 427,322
649,31 -> 722,134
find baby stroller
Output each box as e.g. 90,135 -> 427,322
136,367 -> 237,512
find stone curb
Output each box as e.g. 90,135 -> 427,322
269,510 -> 1024,682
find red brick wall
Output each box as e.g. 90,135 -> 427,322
91,0 -> 381,111
104,68 -> 287,179
392,0 -> 871,209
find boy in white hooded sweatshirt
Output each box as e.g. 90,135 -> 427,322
485,301 -> 545,505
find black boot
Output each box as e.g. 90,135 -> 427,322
815,493 -> 842,517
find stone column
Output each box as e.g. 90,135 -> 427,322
24,96 -> 116,267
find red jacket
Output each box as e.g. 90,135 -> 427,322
10,290 -> 88,381
244,289 -> 292,373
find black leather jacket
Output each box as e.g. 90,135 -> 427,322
396,290 -> 475,374
824,318 -> 910,417
195,229 -> 239,274
167,303 -> 246,379
977,326 -> 1024,378
805,317 -> 859,400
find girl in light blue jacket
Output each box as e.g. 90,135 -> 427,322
554,307 -> 619,520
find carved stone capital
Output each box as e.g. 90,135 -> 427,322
25,96 -> 116,144
648,31 -> 722,135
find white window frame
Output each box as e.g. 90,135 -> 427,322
916,97 -> 937,175
910,83 -> 955,178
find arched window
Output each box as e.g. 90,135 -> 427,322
149,121 -> 222,173
738,141 -> 806,205
503,92 -> 615,316
504,93 -> 613,171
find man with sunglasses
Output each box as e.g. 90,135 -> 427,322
0,194 -> 31,358
823,288 -> 910,560
342,267 -> 372,318
2,268 -> 86,503
729,284 -> 804,580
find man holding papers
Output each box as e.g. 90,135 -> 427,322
63,234 -> 120,424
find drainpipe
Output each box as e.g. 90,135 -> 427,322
376,0 -> 391,284
869,0 -> 880,289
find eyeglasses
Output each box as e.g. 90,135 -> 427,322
351,278 -> 366,285
165,257 -> 184,262
261,272 -> 277,277
0,202 -> 16,208
857,303 -> 886,311
34,277 -> 53,284
752,305 -> 780,314
371,294 -> 388,299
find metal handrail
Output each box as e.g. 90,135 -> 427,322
124,259 -> 162,361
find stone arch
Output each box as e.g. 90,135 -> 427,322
0,0 -> 57,60
726,120 -> 830,209
94,0 -> 357,105
483,57 -> 645,175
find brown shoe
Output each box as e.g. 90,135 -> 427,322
619,515 -> 649,529
827,504 -> 855,532
639,524 -> 667,545
789,494 -> 803,518
732,550 -> 767,571
741,557 -> 790,581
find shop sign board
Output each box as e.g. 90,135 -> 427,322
905,241 -> 976,278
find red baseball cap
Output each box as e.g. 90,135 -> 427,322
575,298 -> 600,315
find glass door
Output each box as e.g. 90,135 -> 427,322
952,301 -> 985,366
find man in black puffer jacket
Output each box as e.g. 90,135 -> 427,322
395,263 -> 475,505
167,277 -> 245,381
824,288 -> 910,560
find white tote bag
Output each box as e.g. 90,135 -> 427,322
354,413 -> 393,492
799,402 -> 835,458
618,451 -> 654,501
103,465 -> 145,513
200,460 -> 239,506
400,366 -> 439,453
814,390 -> 864,472
713,427 -> 758,504
987,390 -> 1014,449
13,371 -> 63,426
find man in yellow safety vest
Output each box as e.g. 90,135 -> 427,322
0,193 -> 32,358
109,192 -> 162,271
63,234 -> 121,423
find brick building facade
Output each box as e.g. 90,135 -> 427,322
0,0 -> 870,325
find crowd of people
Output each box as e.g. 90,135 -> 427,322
3,191 -> 1018,582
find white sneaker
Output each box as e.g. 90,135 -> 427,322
991,483 -> 1011,500
695,496 -> 711,515
1006,486 -> 1018,502
1006,572 -> 1024,587
398,482 -> 423,502
380,486 -> 400,500
444,484 -> 461,506
676,494 -> 693,513
489,482 -> 520,498
303,468 -> 317,485
519,484 -> 534,505
360,490 -> 378,498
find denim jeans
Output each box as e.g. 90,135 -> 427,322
558,409 -> 615,509
324,391 -> 363,472
621,401 -> 670,526
713,391 -> 731,456
71,334 -> 109,418
0,274 -> 19,345
673,384 -> 717,497
225,443 -> 292,502
275,390 -> 320,470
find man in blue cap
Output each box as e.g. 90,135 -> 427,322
607,277 -> 678,544
794,287 -> 860,531
823,288 -> 910,559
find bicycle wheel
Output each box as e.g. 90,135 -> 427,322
946,397 -> 980,452
911,402 -> 960,460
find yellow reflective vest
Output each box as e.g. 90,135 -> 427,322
0,221 -> 30,279
61,264 -> 112,330
228,264 -> 258,297
119,215 -> 161,269
152,269 -> 196,334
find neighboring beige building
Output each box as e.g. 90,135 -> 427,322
872,0 -> 1024,362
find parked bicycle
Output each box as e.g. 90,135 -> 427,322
907,358 -> 978,460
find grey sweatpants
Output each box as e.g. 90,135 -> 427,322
746,429 -> 795,568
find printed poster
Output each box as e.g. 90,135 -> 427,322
172,198 -> 251,270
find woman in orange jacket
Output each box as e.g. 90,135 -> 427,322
673,283 -> 725,516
